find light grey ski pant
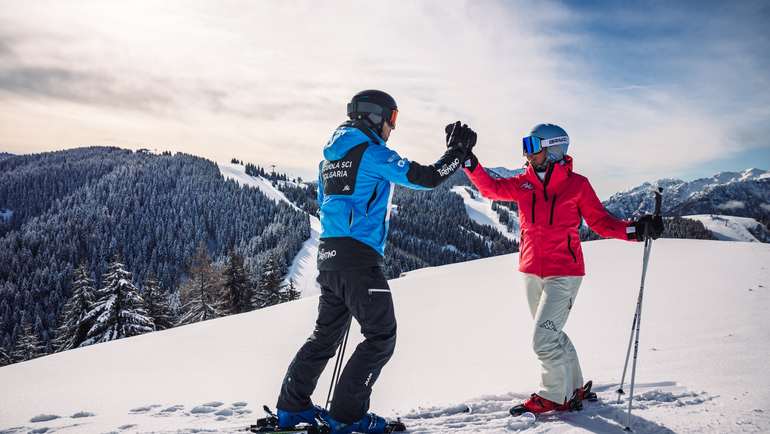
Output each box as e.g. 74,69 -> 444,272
524,273 -> 584,404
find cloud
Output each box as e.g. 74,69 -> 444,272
0,1 -> 768,197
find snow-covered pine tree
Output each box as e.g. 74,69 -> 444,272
178,244 -> 224,325
81,256 -> 154,346
251,253 -> 283,309
142,275 -> 175,331
53,264 -> 96,351
281,279 -> 301,303
11,320 -> 44,362
0,345 -> 11,366
222,250 -> 252,315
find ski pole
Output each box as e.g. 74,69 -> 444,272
618,188 -> 663,402
616,293 -> 641,403
325,319 -> 352,410
623,187 -> 662,431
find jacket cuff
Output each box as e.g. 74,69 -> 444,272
625,223 -> 640,241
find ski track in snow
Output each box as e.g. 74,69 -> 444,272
218,162 -> 321,297
450,185 -> 519,242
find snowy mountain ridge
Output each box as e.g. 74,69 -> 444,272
1,239 -> 769,433
604,167 -> 770,219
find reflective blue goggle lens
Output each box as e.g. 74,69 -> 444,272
522,135 -> 543,155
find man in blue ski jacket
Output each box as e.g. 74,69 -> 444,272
275,89 -> 476,433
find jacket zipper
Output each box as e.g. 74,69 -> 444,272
549,194 -> 557,225
567,234 -> 577,262
368,288 -> 391,294
365,188 -> 378,216
542,163 -> 555,201
531,192 -> 536,224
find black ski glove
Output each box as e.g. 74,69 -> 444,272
633,214 -> 664,241
462,151 -> 479,172
445,121 -> 476,154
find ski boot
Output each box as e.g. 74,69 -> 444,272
318,410 -> 406,434
565,381 -> 598,412
509,393 -> 562,417
278,407 -> 322,429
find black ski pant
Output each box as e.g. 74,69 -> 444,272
277,267 -> 397,424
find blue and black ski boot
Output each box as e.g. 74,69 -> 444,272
251,405 -> 329,433
318,410 -> 405,434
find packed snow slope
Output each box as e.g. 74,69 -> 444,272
451,185 -> 519,242
2,240 -> 769,433
218,162 -> 321,296
683,214 -> 770,242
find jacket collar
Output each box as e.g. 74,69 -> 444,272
524,155 -> 573,198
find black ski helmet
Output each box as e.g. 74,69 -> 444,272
347,90 -> 398,135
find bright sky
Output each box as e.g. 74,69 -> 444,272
1,0 -> 768,197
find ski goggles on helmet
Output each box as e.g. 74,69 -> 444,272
347,102 -> 398,129
522,135 -> 569,155
387,108 -> 398,128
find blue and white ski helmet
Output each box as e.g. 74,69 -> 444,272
531,123 -> 569,163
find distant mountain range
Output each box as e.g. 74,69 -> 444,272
604,168 -> 770,220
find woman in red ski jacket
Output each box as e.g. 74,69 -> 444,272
460,123 -> 663,416
467,152 -> 635,277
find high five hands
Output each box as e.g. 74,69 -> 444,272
445,121 -> 479,171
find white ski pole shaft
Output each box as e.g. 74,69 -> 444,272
617,295 -> 641,403
624,187 -> 662,431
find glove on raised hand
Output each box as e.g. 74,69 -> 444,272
445,121 -> 476,154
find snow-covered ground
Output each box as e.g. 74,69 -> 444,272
2,239 -> 769,433
218,162 -> 321,296
451,185 -> 519,241
683,214 -> 769,242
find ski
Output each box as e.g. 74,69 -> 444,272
384,420 -> 407,432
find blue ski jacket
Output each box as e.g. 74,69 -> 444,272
317,121 -> 464,270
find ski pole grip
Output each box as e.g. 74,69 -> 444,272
653,187 -> 663,216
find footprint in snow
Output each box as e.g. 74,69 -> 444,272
118,424 -> 137,430
201,401 -> 224,407
232,401 -> 249,408
190,406 -> 218,414
71,411 -> 95,418
29,415 -> 60,423
129,404 -> 161,413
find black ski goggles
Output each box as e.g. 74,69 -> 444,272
347,102 -> 398,129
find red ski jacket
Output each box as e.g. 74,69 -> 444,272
465,155 -> 637,277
